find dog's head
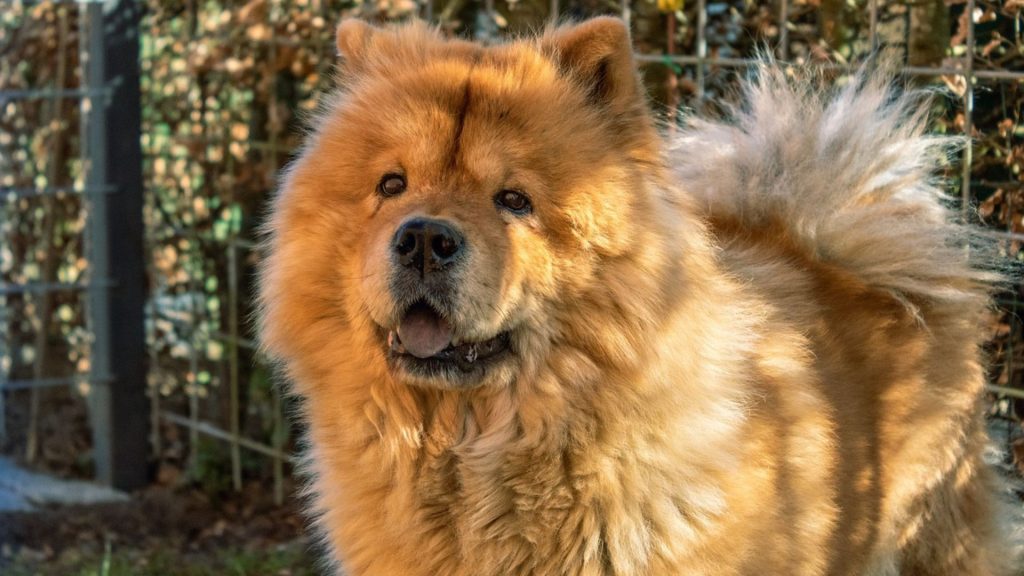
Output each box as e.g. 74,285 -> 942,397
263,18 -> 668,390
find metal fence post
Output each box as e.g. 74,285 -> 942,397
961,0 -> 976,217
84,0 -> 149,490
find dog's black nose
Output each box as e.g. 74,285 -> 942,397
393,218 -> 465,276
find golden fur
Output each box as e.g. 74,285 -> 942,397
258,17 -> 1018,575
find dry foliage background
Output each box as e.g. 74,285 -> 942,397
1,0 -> 1023,490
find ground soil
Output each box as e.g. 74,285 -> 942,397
0,483 -> 317,575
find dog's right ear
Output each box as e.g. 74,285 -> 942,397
335,19 -> 378,75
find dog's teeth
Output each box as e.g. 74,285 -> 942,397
388,331 -> 405,354
464,345 -> 478,364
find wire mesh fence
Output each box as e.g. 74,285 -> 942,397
2,0 -> 147,487
2,1 -> 91,473
2,0 -> 1023,499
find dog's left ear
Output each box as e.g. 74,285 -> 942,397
543,18 -> 644,112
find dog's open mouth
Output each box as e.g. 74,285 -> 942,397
387,300 -> 511,375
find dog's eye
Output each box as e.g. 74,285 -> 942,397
378,174 -> 406,197
495,190 -> 531,215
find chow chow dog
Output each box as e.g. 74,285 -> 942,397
258,16 -> 1019,575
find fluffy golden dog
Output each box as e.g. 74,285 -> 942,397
258,17 -> 1019,575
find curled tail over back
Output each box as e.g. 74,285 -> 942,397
672,64 -> 1000,315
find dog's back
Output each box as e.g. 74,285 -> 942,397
677,66 -> 1019,575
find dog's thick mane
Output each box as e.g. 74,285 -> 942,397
258,14 -> 1022,569
672,64 -> 1000,319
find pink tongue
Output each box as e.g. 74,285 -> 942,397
397,307 -> 453,359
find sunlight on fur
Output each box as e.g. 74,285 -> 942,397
258,16 -> 1023,575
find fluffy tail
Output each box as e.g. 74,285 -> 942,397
672,64 -> 1000,315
